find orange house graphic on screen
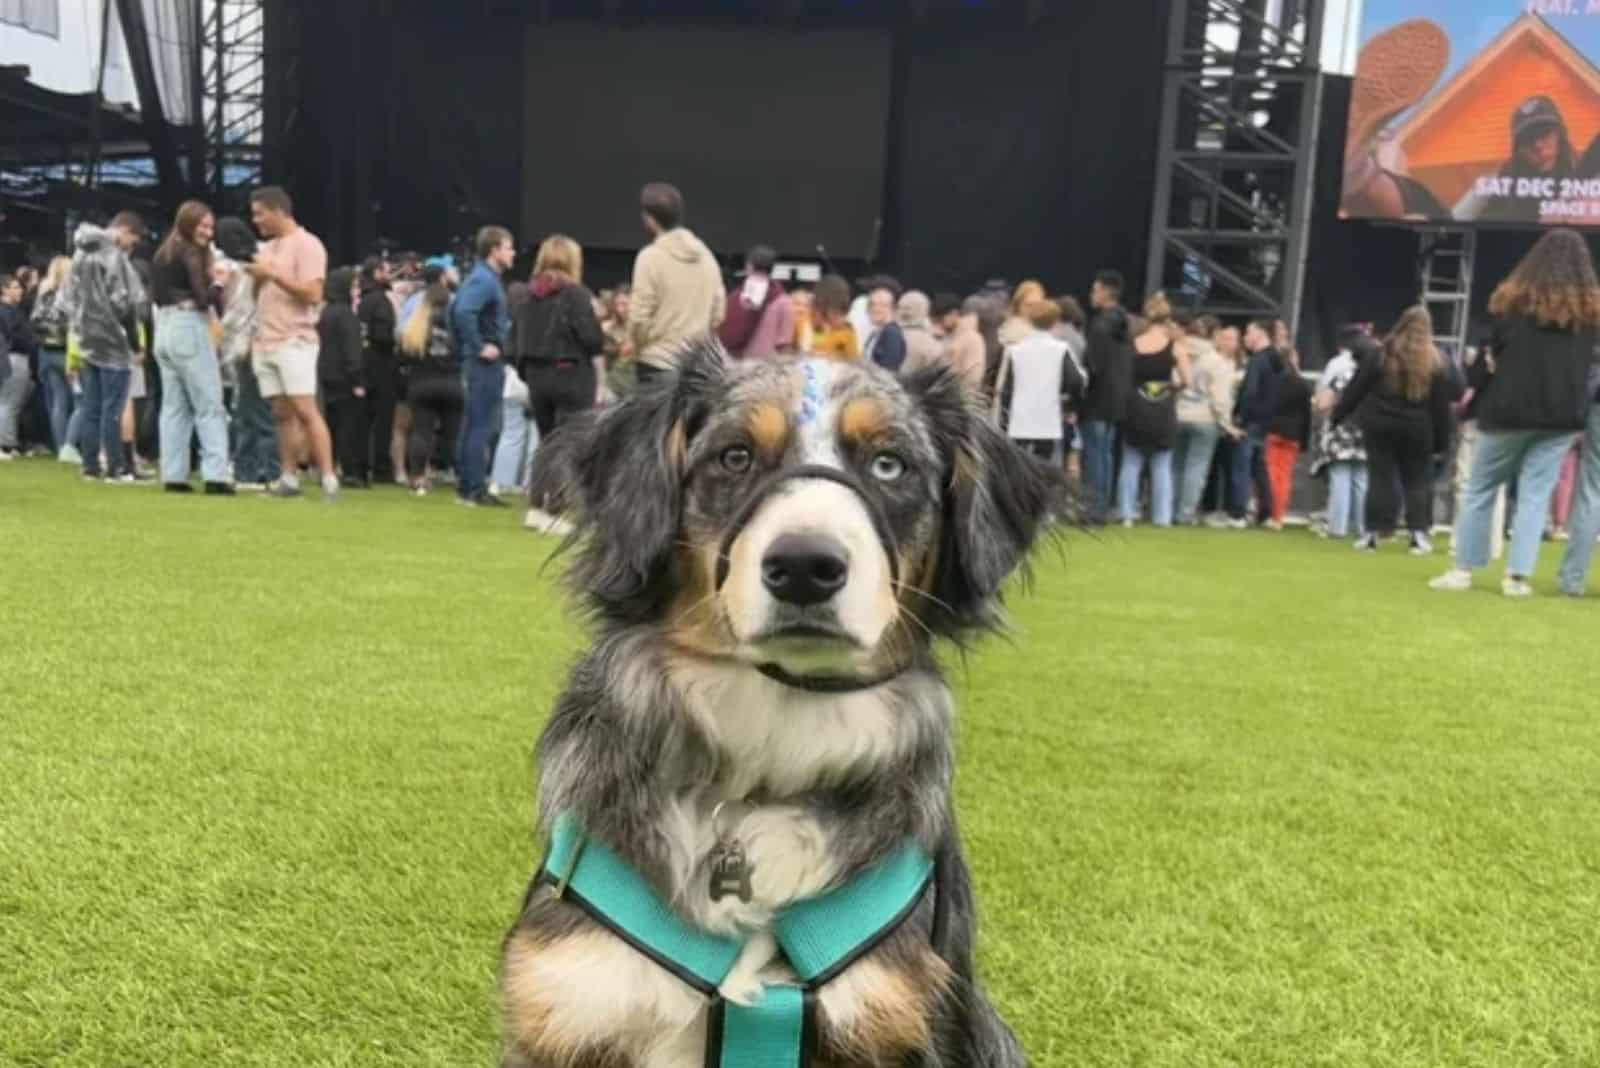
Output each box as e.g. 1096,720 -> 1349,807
1393,14 -> 1600,208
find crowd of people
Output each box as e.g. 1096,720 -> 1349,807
2,183 -> 1597,596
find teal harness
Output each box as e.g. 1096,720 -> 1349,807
540,812 -> 935,1067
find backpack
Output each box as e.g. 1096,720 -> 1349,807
717,279 -> 780,354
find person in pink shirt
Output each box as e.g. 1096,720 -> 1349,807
246,186 -> 338,501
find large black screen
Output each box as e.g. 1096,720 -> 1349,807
522,23 -> 892,259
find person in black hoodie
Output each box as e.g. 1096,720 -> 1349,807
1229,320 -> 1283,527
1433,229 -> 1600,597
512,235 -> 607,533
1080,269 -> 1133,523
357,256 -> 398,484
1332,306 -> 1456,554
317,267 -> 367,487
1262,346 -> 1312,531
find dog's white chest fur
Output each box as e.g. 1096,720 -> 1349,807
670,658 -> 908,798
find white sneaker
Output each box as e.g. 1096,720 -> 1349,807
524,507 -> 575,536
1121,518 -> 1135,529
58,444 -> 83,464
1502,577 -> 1534,599
0,449 -> 15,462
1203,513 -> 1230,529
1409,532 -> 1434,556
1429,568 -> 1473,592
488,482 -> 503,498
1354,534 -> 1378,552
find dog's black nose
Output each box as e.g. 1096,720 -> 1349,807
762,534 -> 849,606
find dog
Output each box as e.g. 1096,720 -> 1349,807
500,342 -> 1060,1068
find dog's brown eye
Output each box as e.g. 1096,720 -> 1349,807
720,445 -> 753,473
869,452 -> 906,482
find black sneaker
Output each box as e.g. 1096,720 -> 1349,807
476,493 -> 510,509
164,482 -> 194,494
205,482 -> 236,496
340,476 -> 370,490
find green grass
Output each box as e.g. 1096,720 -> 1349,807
3,460 -> 1598,1068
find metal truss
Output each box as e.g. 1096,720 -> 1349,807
203,0 -> 264,197
1145,0 -> 1326,330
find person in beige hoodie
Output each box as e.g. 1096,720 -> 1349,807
628,183 -> 725,381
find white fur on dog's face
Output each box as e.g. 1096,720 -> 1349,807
719,477 -> 895,672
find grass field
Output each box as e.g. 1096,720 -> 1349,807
3,459 -> 1598,1068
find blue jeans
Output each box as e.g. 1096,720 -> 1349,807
231,358 -> 281,484
1080,419 -> 1116,522
490,397 -> 538,492
39,347 -> 71,451
1557,404 -> 1600,594
1118,443 -> 1174,526
1173,421 -> 1220,524
457,356 -> 505,500
1230,429 -> 1271,520
0,354 -> 30,448
79,363 -> 132,477
1326,461 -> 1369,538
154,308 -> 230,483
1454,428 -> 1572,577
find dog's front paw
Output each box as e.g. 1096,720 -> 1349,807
742,809 -> 838,906
718,930 -> 777,1007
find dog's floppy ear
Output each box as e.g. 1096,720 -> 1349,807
904,364 -> 1064,634
531,339 -> 727,619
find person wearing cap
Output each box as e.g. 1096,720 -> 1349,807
1475,95 -> 1579,224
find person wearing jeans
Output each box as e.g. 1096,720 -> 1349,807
59,213 -> 149,480
79,362 -> 133,478
1079,270 -> 1133,523
451,225 -> 514,507
1447,430 -> 1573,586
154,307 -> 231,491
490,369 -> 535,495
1557,395 -> 1600,595
1118,445 -> 1174,526
1079,419 -> 1116,522
1432,229 -> 1599,597
1173,314 -> 1238,525
150,199 -> 232,494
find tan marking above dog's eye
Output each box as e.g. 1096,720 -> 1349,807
839,398 -> 889,444
746,404 -> 789,455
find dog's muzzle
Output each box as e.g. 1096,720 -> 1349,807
714,464 -> 900,593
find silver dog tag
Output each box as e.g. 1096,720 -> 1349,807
708,838 -> 754,903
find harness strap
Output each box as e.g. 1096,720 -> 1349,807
709,986 -> 816,1068
775,846 -> 935,986
541,812 -> 741,994
538,814 -> 933,1068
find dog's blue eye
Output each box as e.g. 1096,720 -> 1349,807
870,452 -> 906,482
720,446 -> 753,473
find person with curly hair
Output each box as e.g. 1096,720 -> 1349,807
1432,229 -> 1600,597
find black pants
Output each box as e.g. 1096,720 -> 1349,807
407,368 -> 464,480
363,352 -> 399,482
524,360 -> 596,439
1013,438 -> 1057,461
1364,421 -> 1433,535
326,390 -> 369,481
